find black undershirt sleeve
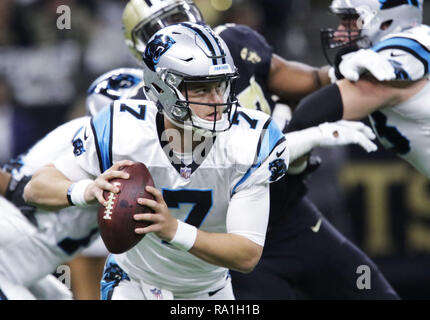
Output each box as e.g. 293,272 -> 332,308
284,84 -> 344,133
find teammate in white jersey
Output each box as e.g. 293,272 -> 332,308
0,117 -> 99,300
0,67 -> 152,300
24,23 -> 290,299
0,123 -> 86,299
287,0 -> 430,180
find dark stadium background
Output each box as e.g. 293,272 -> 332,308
1,0 -> 429,299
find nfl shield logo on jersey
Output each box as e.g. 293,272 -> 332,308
180,167 -> 192,179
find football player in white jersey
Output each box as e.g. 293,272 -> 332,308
24,23 -> 290,300
0,4 -> 378,300
0,117 -> 97,300
111,0 -> 399,300
82,0 -> 401,300
287,0 -> 430,181
0,68 -> 155,299
0,67 -> 154,299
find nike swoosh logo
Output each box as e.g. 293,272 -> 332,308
276,147 -> 286,158
311,219 -> 322,233
208,287 -> 224,297
178,57 -> 193,62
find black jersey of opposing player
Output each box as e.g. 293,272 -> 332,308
217,24 -> 317,229
216,24 -> 276,115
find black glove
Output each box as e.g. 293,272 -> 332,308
5,175 -> 38,226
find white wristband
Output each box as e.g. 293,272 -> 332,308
169,220 -> 197,251
68,179 -> 93,207
284,127 -> 321,162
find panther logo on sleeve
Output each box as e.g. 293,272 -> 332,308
72,138 -> 85,156
269,158 -> 287,182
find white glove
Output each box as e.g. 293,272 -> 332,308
285,120 -> 378,163
318,120 -> 378,153
339,49 -> 396,82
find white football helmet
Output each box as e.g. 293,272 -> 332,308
142,23 -> 238,137
122,0 -> 204,60
321,0 -> 423,64
86,68 -> 143,117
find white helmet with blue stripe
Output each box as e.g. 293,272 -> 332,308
86,68 -> 143,117
321,0 -> 423,63
142,22 -> 238,136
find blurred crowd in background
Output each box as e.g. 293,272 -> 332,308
2,0 -> 430,299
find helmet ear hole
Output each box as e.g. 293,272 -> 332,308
380,20 -> 393,31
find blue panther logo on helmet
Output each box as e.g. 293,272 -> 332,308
108,74 -> 141,90
143,34 -> 176,71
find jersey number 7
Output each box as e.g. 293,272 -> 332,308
162,189 -> 213,228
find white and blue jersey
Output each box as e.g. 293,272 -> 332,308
54,100 -> 288,296
366,24 -> 430,178
369,80 -> 430,178
0,68 -> 145,291
372,25 -> 430,80
0,117 -> 100,287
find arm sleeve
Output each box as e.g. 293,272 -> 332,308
285,84 -> 344,132
226,182 -> 270,246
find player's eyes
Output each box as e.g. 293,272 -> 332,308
187,82 -> 226,96
215,82 -> 227,93
189,88 -> 207,95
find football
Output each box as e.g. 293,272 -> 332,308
98,162 -> 155,254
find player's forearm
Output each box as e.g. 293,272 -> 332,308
24,164 -> 72,211
268,55 -> 330,104
0,170 -> 12,196
318,65 -> 331,87
189,232 -> 263,273
338,78 -> 427,120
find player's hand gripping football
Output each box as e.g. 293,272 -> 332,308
84,160 -> 134,205
318,120 -> 378,153
133,186 -> 178,242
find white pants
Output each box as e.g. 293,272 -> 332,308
110,276 -> 235,300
